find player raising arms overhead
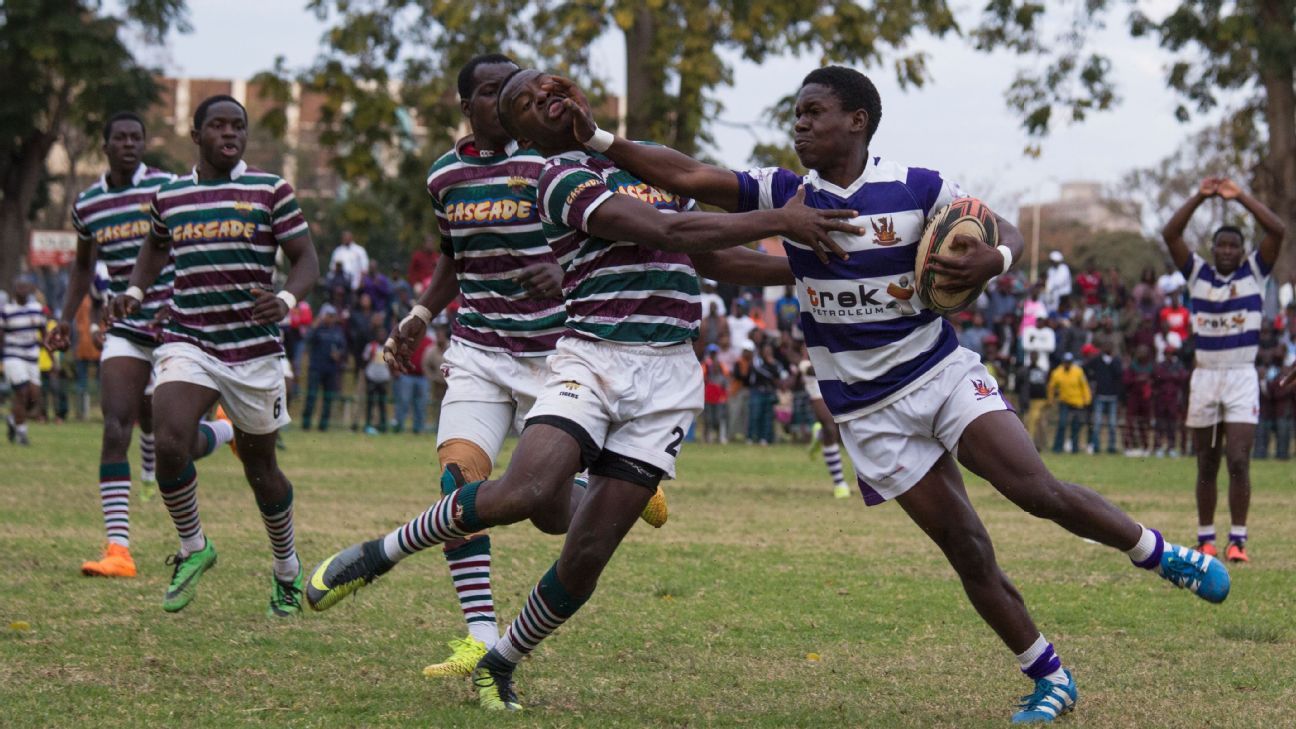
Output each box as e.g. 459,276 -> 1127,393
546,66 -> 1231,724
112,95 -> 319,616
48,111 -> 237,579
306,68 -> 862,710
1162,178 -> 1286,563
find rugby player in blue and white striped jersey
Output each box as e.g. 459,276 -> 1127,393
549,65 -> 1234,724
1162,177 -> 1286,564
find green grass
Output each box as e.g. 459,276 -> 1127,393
3,421 -> 1295,727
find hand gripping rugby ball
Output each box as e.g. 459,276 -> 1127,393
914,197 -> 999,315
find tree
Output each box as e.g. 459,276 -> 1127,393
974,0 -> 1296,278
1118,113 -> 1265,250
0,0 -> 188,288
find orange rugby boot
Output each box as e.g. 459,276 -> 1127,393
81,543 -> 138,578
1225,541 -> 1249,563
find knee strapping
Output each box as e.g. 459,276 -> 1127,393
438,439 -> 493,483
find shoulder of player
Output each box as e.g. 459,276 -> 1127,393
238,166 -> 290,188
538,153 -> 601,187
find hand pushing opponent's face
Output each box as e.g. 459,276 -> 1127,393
192,100 -> 247,174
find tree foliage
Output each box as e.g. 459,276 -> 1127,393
974,0 -> 1296,277
0,0 -> 187,286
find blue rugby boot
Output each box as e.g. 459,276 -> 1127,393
1157,543 -> 1230,603
1011,669 -> 1078,724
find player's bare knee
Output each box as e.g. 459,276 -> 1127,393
101,415 -> 134,452
945,530 -> 999,581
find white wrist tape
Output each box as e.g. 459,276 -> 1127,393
410,305 -> 433,324
124,285 -> 144,302
587,126 -> 615,153
996,245 -> 1014,274
275,290 -> 297,310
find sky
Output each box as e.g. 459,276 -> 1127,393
128,0 -> 1224,221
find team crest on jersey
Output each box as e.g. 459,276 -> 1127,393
139,202 -> 151,213
233,201 -> 255,212
871,217 -> 900,246
970,378 -> 997,400
506,176 -> 530,193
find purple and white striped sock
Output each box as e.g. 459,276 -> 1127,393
1228,525 -> 1247,544
138,433 -> 155,477
1127,525 -> 1165,569
822,444 -> 846,487
1016,634 -> 1068,685
1197,525 -> 1216,544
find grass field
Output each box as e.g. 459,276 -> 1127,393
3,421 -> 1295,728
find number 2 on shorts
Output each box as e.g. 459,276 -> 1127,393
664,426 -> 685,456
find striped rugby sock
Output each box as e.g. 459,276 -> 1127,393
257,490 -> 300,581
444,537 -> 498,648
138,432 -> 155,477
99,462 -> 132,547
197,419 -> 234,458
1197,525 -> 1216,544
1016,633 -> 1068,685
822,443 -> 846,487
1228,525 -> 1247,544
493,563 -> 589,667
158,462 -> 205,556
381,481 -> 485,563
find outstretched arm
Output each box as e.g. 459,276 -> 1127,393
586,186 -> 857,258
690,247 -> 795,287
544,76 -> 742,211
1217,178 -> 1286,269
1162,179 -> 1218,271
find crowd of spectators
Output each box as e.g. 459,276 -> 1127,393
8,236 -> 1296,460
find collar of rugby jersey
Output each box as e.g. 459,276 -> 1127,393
189,159 -> 248,184
802,155 -> 880,198
99,161 -> 149,191
455,134 -> 520,162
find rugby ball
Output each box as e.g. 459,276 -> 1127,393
914,197 -> 999,315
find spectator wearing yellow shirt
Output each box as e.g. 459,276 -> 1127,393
1049,352 -> 1092,454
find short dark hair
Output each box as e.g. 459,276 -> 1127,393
103,111 -> 145,142
192,94 -> 247,130
458,53 -> 518,100
495,67 -> 529,139
801,66 -> 882,142
1213,225 -> 1245,244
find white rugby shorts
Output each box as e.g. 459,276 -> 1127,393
153,342 -> 289,435
525,336 -> 702,478
1186,367 -> 1259,428
435,339 -> 550,457
2,358 -> 40,388
839,347 -> 1010,506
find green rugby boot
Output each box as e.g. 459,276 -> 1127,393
305,539 -> 393,611
162,539 -> 217,612
473,656 -> 522,711
268,568 -> 304,617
